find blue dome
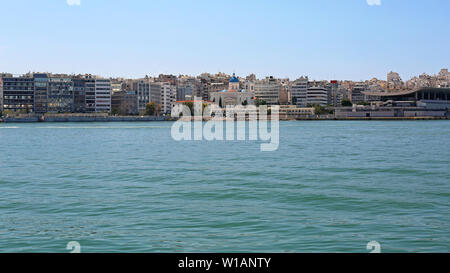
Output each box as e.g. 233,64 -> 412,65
229,74 -> 239,83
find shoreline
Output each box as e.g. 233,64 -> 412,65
1,116 -> 449,123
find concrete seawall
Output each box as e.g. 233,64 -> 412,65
1,115 -> 172,123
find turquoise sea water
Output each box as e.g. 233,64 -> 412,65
0,121 -> 449,253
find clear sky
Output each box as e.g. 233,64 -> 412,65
0,0 -> 449,81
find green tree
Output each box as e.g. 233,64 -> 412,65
313,104 -> 332,115
111,107 -> 119,116
255,99 -> 267,107
341,99 -> 353,107
145,102 -> 156,116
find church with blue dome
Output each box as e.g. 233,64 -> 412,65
210,73 -> 254,107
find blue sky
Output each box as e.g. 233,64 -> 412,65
0,0 -> 449,80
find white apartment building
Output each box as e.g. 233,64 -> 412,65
290,76 -> 309,106
307,87 -> 328,106
161,82 -> 176,114
95,79 -> 111,113
254,76 -> 281,105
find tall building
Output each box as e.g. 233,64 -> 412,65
84,78 -> 96,113
149,82 -> 162,106
290,76 -> 309,106
2,76 -> 34,112
73,78 -> 86,113
254,76 -> 281,105
135,80 -> 150,111
95,79 -> 111,113
47,77 -> 74,113
33,74 -> 49,114
161,82 -> 176,114
329,80 -> 344,107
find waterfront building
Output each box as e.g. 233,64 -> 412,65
33,74 -> 49,114
84,78 -> 96,113
47,77 -> 74,113
210,74 -> 254,107
363,87 -> 450,103
254,76 -> 281,105
73,78 -> 86,113
328,80 -> 346,107
161,82 -> 176,114
111,90 -> 138,115
279,105 -> 315,119
290,76 -> 309,106
135,80 -> 151,112
306,87 -> 328,106
2,76 -> 34,112
95,79 -> 111,113
149,82 -> 162,107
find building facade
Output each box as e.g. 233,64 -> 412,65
254,76 -> 281,105
2,76 -> 34,112
111,90 -> 138,115
47,77 -> 74,113
161,83 -> 176,114
94,79 -> 111,113
73,78 -> 86,113
306,87 -> 328,106
135,80 -> 150,112
290,76 -> 309,106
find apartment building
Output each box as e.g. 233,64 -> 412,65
290,76 -> 309,106
95,79 -> 111,113
307,87 -> 328,106
2,76 -> 34,112
47,77 -> 74,113
161,82 -> 176,114
254,76 -> 281,105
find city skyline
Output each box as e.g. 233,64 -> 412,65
0,0 -> 449,81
